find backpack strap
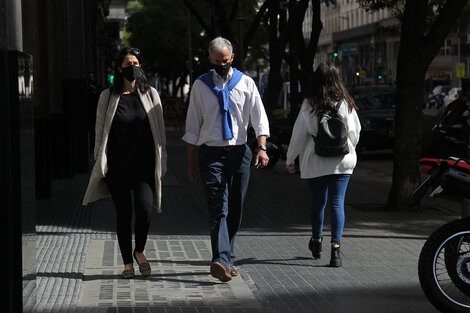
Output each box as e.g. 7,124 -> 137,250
107,88 -> 112,106
149,87 -> 154,103
334,101 -> 342,111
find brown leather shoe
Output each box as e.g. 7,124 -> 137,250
230,266 -> 239,277
210,262 -> 232,282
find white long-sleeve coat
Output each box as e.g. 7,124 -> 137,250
286,99 -> 361,179
82,87 -> 167,211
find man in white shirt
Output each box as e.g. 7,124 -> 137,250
182,37 -> 270,282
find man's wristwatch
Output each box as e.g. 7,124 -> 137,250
258,144 -> 267,151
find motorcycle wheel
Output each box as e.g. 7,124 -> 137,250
418,218 -> 470,313
445,235 -> 470,296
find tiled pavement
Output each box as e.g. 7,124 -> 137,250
25,131 -> 462,313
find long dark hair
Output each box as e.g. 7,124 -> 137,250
308,62 -> 357,115
110,47 -> 150,95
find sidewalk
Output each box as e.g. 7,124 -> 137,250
26,131 -> 461,313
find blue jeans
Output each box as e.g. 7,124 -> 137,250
307,174 -> 350,244
198,144 -> 252,270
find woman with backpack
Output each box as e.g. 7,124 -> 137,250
285,62 -> 361,267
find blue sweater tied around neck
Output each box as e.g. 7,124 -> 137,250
198,69 -> 244,140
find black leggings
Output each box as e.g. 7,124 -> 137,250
105,175 -> 154,265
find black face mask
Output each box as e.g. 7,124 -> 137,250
121,65 -> 140,82
213,63 -> 231,78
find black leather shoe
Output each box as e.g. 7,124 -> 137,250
329,245 -> 342,267
308,237 -> 322,259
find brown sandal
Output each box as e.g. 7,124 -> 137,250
121,267 -> 135,279
133,251 -> 151,277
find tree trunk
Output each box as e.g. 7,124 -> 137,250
387,0 -> 468,210
264,36 -> 283,112
287,0 -> 322,121
263,0 -> 284,113
387,61 -> 426,210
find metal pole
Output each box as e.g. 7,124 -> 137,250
187,8 -> 192,86
6,0 -> 23,51
457,26 -> 461,87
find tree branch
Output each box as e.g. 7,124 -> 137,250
229,0 -> 239,22
424,0 -> 467,64
242,0 -> 272,61
306,0 -> 322,61
214,0 -> 235,40
182,0 -> 215,38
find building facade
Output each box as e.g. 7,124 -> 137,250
304,0 -> 470,88
1,1 -> 126,312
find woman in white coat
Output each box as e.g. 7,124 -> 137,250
286,62 -> 361,267
83,47 -> 167,279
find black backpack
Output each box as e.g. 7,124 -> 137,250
312,102 -> 349,157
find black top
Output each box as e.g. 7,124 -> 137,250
107,91 -> 155,180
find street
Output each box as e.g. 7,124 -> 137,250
25,131 -> 462,313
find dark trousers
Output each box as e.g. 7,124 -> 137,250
105,175 -> 154,264
198,144 -> 252,269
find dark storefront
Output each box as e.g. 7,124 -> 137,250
1,1 -> 124,312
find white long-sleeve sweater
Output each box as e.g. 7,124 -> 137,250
286,98 -> 361,179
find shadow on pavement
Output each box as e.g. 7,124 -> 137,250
36,131 -> 459,240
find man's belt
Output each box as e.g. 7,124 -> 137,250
201,144 -> 245,151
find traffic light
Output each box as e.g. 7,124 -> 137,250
333,51 -> 339,58
377,73 -> 383,81
107,73 -> 115,86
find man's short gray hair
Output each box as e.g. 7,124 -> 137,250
208,37 -> 233,54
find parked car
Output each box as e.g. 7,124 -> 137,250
349,86 -> 396,155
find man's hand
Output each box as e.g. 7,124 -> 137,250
254,150 -> 269,169
254,135 -> 269,168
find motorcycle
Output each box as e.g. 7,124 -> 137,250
409,156 -> 470,313
426,96 -> 469,159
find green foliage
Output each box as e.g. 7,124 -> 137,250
125,0 -> 268,79
126,0 -> 204,77
127,0 -> 143,12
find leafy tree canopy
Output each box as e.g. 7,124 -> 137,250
126,0 -> 268,80
126,0 -> 205,77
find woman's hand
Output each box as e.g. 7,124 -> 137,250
286,163 -> 296,174
187,159 -> 198,182
186,144 -> 198,182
